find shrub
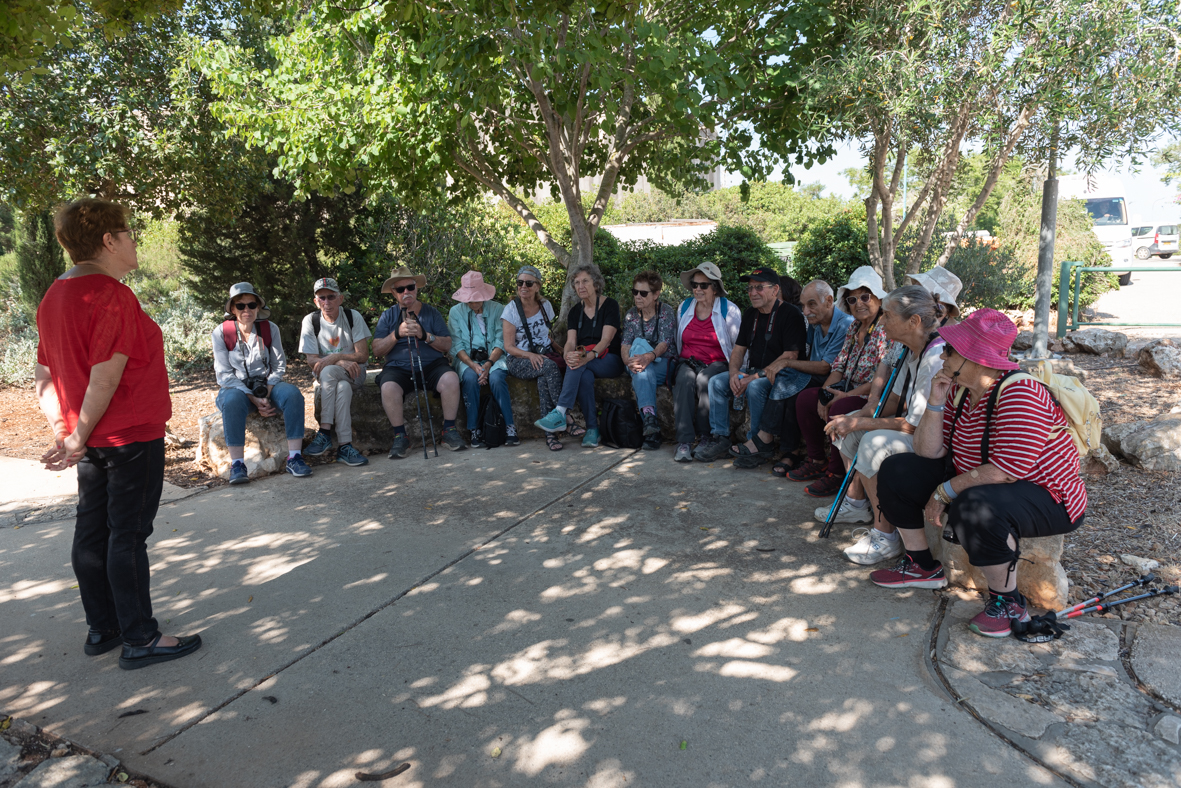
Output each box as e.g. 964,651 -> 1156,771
0,277 -> 38,386
942,242 -> 1025,310
16,209 -> 65,310
144,288 -> 218,376
791,207 -> 871,291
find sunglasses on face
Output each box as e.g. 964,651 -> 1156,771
690,280 -> 712,290
845,293 -> 874,306
747,283 -> 769,292
516,279 -> 538,288
233,301 -> 258,311
394,283 -> 416,294
632,288 -> 651,298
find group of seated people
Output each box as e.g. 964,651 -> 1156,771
214,260 -> 1087,640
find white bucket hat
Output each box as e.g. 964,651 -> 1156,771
907,267 -> 962,318
836,266 -> 888,314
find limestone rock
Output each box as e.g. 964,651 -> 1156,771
943,604 -> 1044,674
1103,413 -> 1181,471
939,535 -> 1067,610
1081,442 -> 1120,476
941,665 -> 1063,739
197,411 -> 291,480
1155,715 -> 1181,745
1045,620 -> 1120,663
1059,334 -> 1079,354
1138,338 -> 1181,378
0,736 -> 22,782
1122,337 -> 1156,359
16,754 -> 111,788
1065,328 -> 1128,356
1012,331 -> 1034,351
1120,554 -> 1160,573
1045,718 -> 1181,788
1132,623 -> 1181,707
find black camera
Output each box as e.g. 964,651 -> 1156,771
244,376 -> 269,398
469,348 -> 490,364
818,378 -> 852,405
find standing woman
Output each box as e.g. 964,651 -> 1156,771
534,263 -> 625,447
35,199 -> 201,670
502,266 -> 566,451
449,271 -> 516,447
672,262 -> 742,463
621,271 -> 677,450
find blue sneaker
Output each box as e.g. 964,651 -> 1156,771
336,443 -> 369,466
305,431 -> 333,457
582,427 -> 601,448
286,454 -> 313,477
229,460 -> 250,485
534,408 -> 567,433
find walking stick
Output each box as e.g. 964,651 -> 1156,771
1013,574 -> 1159,642
405,311 -> 438,458
819,349 -> 910,539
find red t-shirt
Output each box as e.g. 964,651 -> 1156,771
36,275 -> 171,447
943,378 -> 1087,522
680,315 -> 726,365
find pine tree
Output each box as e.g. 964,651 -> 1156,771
17,209 -> 65,309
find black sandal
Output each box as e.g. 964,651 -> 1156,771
772,453 -> 804,478
565,419 -> 587,438
545,434 -> 564,451
733,434 -> 774,469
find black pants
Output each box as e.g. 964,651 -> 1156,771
877,453 -> 1081,568
73,438 -> 165,645
760,379 -> 819,452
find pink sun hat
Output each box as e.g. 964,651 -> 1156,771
937,307 -> 1020,371
452,270 -> 497,303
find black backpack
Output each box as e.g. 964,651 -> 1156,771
598,398 -> 644,449
477,390 -> 507,449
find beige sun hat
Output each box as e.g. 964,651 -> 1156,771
224,282 -> 271,320
679,261 -> 727,297
381,265 -> 427,295
836,266 -> 888,314
907,267 -> 963,318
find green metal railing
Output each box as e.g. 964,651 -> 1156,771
1056,260 -> 1181,337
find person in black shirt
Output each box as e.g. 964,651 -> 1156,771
533,263 -> 625,447
698,267 -> 809,464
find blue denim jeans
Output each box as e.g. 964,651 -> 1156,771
625,338 -> 669,410
557,353 -> 625,428
216,382 -> 305,446
707,368 -> 768,438
461,366 -> 514,429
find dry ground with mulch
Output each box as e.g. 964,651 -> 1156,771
2,353 -> 1178,624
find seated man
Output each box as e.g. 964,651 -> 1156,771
696,267 -> 808,464
299,277 -> 371,467
371,266 -> 466,457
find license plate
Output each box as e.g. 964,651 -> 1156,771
1164,241 -> 1177,248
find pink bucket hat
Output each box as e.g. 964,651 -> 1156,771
938,308 -> 1020,371
452,270 -> 497,303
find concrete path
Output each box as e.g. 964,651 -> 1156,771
1088,268 -> 1181,339
1,445 -> 1067,787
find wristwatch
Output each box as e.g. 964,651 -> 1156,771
426,332 -> 434,344
757,370 -> 767,378
933,485 -> 953,506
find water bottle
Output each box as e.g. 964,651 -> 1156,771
733,373 -> 746,411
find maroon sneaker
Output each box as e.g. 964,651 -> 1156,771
787,458 -> 826,482
804,471 -> 844,497
870,555 -> 948,589
969,593 -> 1031,638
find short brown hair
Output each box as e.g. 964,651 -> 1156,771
632,270 -> 663,292
54,199 -> 128,263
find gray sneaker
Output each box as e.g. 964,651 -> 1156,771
694,434 -> 731,462
673,443 -> 693,463
388,433 -> 410,459
336,443 -> 369,467
441,426 -> 468,451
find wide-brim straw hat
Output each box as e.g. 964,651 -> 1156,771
938,307 -> 1020,371
908,267 -> 962,318
224,281 -> 270,320
381,265 -> 427,294
836,266 -> 888,314
680,261 -> 727,297
452,270 -> 496,303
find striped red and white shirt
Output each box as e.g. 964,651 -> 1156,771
943,378 -> 1087,522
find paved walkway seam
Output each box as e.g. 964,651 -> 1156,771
1120,625 -> 1181,715
926,595 -> 1089,788
138,450 -> 636,757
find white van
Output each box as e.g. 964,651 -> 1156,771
1058,175 -> 1133,284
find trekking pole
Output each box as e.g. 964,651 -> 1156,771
1061,584 -> 1176,619
819,350 -> 909,539
1013,574 -> 1158,642
405,312 -> 438,457
1055,573 -> 1155,619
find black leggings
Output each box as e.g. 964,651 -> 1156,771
877,453 -> 1081,568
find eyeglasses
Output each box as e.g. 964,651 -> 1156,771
516,279 -> 538,288
631,288 -> 651,298
845,293 -> 875,306
394,283 -> 416,294
112,228 -> 138,242
747,283 -> 769,292
316,293 -> 339,302
690,280 -> 712,290
233,301 -> 259,311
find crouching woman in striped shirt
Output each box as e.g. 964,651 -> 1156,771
871,309 -> 1087,638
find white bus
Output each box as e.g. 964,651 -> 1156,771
1058,174 -> 1133,284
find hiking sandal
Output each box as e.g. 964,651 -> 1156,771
772,454 -> 804,478
565,417 -> 587,438
545,434 -> 564,451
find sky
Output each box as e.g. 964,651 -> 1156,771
727,141 -> 1181,227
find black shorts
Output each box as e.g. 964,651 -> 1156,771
377,358 -> 453,394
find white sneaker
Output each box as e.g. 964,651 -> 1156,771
814,499 -> 873,524
844,527 -> 905,565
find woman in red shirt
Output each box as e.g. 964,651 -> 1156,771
35,199 -> 201,670
873,309 -> 1086,638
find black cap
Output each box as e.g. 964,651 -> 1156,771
739,267 -> 780,286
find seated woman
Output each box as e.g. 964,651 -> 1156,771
621,270 -> 677,450
819,286 -> 946,566
503,265 -> 566,451
873,308 -> 1087,638
534,263 -> 624,447
789,266 -> 893,497
449,271 -> 516,447
212,283 -> 310,484
672,262 -> 741,463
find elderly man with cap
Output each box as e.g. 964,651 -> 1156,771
213,282 -> 311,483
299,277 -> 371,466
449,270 -> 517,447
697,267 -> 808,464
371,266 -> 466,457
